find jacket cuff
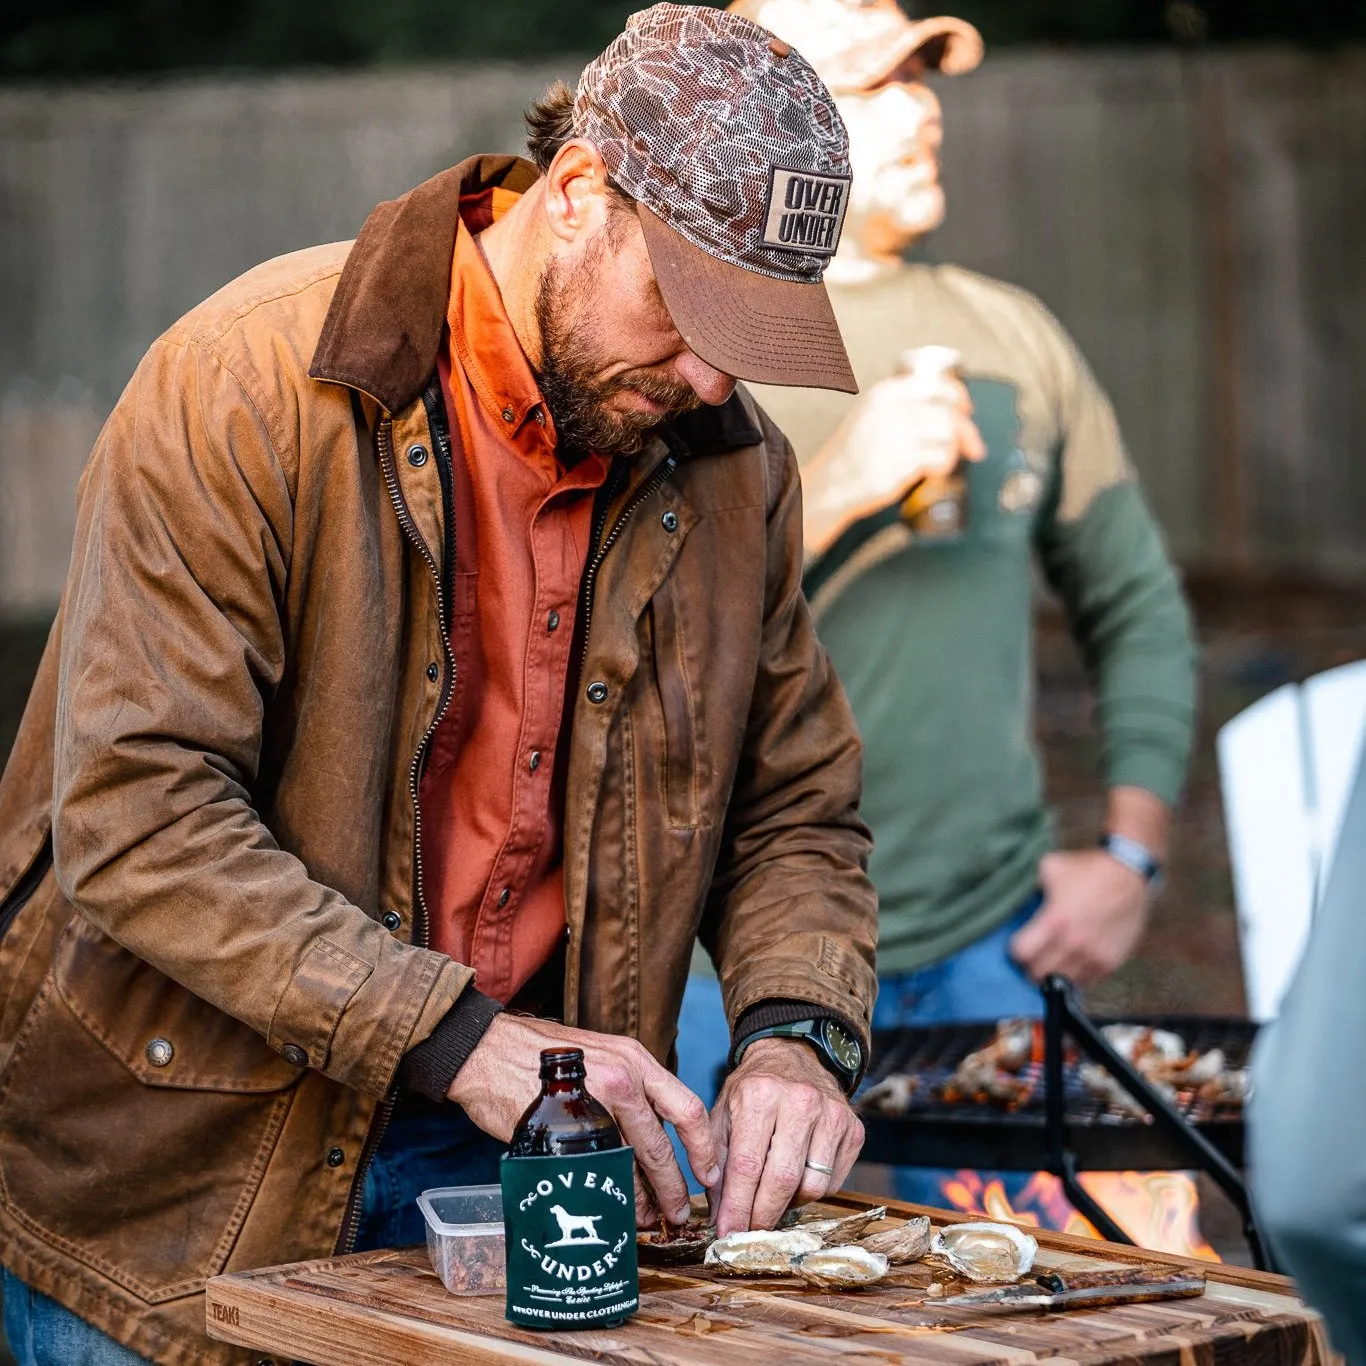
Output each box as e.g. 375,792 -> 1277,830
730,998 -> 868,1093
399,986 -> 504,1102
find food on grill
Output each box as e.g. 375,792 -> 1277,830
794,1244 -> 890,1289
928,1221 -> 1038,1282
859,1018 -> 1251,1118
638,1216 -> 715,1264
789,1205 -> 887,1245
859,1214 -> 932,1264
858,1072 -> 921,1115
704,1228 -> 824,1275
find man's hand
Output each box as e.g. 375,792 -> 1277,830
709,1037 -> 864,1237
447,1015 -> 720,1227
803,352 -> 986,558
1009,849 -> 1149,986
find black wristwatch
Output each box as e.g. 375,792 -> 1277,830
731,1017 -> 864,1093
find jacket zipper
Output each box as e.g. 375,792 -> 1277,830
576,449 -> 679,680
0,834 -> 53,943
336,394 -> 457,1255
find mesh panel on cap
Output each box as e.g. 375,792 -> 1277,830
574,2 -> 851,284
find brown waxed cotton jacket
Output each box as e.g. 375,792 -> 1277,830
0,155 -> 877,1365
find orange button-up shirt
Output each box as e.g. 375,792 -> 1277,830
418,187 -> 608,1004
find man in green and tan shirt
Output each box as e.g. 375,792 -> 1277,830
673,0 -> 1196,1201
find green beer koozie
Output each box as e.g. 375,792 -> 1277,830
501,1146 -> 639,1328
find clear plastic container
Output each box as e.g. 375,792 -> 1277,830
417,1184 -> 506,1295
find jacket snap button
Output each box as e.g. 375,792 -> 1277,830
661,510 -> 679,532
326,1147 -> 345,1168
586,681 -> 608,704
547,610 -> 560,632
282,1044 -> 308,1067
529,750 -> 541,772
497,887 -> 511,909
145,1037 -> 174,1067
426,662 -> 439,682
406,444 -> 429,467
501,407 -> 515,423
381,910 -> 402,931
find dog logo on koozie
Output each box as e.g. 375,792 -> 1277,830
762,167 -> 851,255
546,1205 -> 608,1247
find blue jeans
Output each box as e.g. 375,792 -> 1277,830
1,1094 -> 503,1363
670,895 -> 1044,1201
3,1267 -> 152,1365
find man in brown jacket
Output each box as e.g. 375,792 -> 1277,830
0,7 -> 878,1364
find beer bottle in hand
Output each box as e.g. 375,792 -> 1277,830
508,1048 -> 622,1156
501,1048 -> 638,1329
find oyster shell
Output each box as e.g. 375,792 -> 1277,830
704,1228 -> 823,1276
793,1206 -> 887,1246
637,1218 -> 714,1264
929,1221 -> 1037,1283
794,1244 -> 890,1290
859,1214 -> 932,1264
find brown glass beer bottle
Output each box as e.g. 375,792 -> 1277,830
501,1048 -> 639,1328
508,1048 -> 623,1156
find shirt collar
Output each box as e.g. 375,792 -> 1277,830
446,190 -> 554,455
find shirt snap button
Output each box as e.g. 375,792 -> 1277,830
547,610 -> 560,632
426,662 -> 439,683
501,407 -> 515,423
406,444 -> 429,467
529,750 -> 542,772
533,409 -> 546,427
586,681 -> 608,704
661,510 -> 679,533
326,1147 -> 345,1168
145,1037 -> 174,1067
497,887 -> 511,909
282,1044 -> 308,1067
381,911 -> 402,931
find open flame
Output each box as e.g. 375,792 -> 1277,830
940,1170 -> 1220,1261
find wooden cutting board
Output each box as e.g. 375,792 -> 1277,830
207,1196 -> 1333,1366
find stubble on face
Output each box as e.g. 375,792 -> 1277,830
534,216 -> 701,461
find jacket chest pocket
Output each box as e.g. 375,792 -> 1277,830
643,579 -> 699,832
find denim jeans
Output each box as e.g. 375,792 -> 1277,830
1,1094 -> 503,1364
670,894 -> 1045,1200
3,1267 -> 152,1365
352,1091 -> 505,1252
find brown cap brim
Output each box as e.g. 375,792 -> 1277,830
638,203 -> 858,395
865,15 -> 984,86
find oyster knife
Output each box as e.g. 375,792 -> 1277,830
940,1266 -> 1206,1312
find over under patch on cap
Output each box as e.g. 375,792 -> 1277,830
762,167 -> 851,256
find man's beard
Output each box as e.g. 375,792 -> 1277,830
534,250 -> 701,461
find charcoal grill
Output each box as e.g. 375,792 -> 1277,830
857,976 -> 1271,1268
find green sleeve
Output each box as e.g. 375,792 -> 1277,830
1030,321 -> 1197,808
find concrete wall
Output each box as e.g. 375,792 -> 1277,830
2,49 -> 1365,613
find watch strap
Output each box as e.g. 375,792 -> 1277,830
1099,832 -> 1164,887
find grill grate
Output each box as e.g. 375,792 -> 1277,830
858,1014 -> 1257,1173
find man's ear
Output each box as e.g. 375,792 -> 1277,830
543,139 -> 616,245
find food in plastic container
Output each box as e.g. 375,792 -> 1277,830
417,1184 -> 505,1294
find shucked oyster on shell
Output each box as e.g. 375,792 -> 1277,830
704,1229 -> 823,1276
929,1221 -> 1038,1283
859,1214 -> 932,1264
795,1244 -> 889,1289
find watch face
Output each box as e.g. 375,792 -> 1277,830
822,1021 -> 862,1072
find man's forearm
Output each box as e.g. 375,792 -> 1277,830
1105,785 -> 1170,861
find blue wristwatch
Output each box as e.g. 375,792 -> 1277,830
1099,832 -> 1164,889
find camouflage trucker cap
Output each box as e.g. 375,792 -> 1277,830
573,3 -> 858,393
